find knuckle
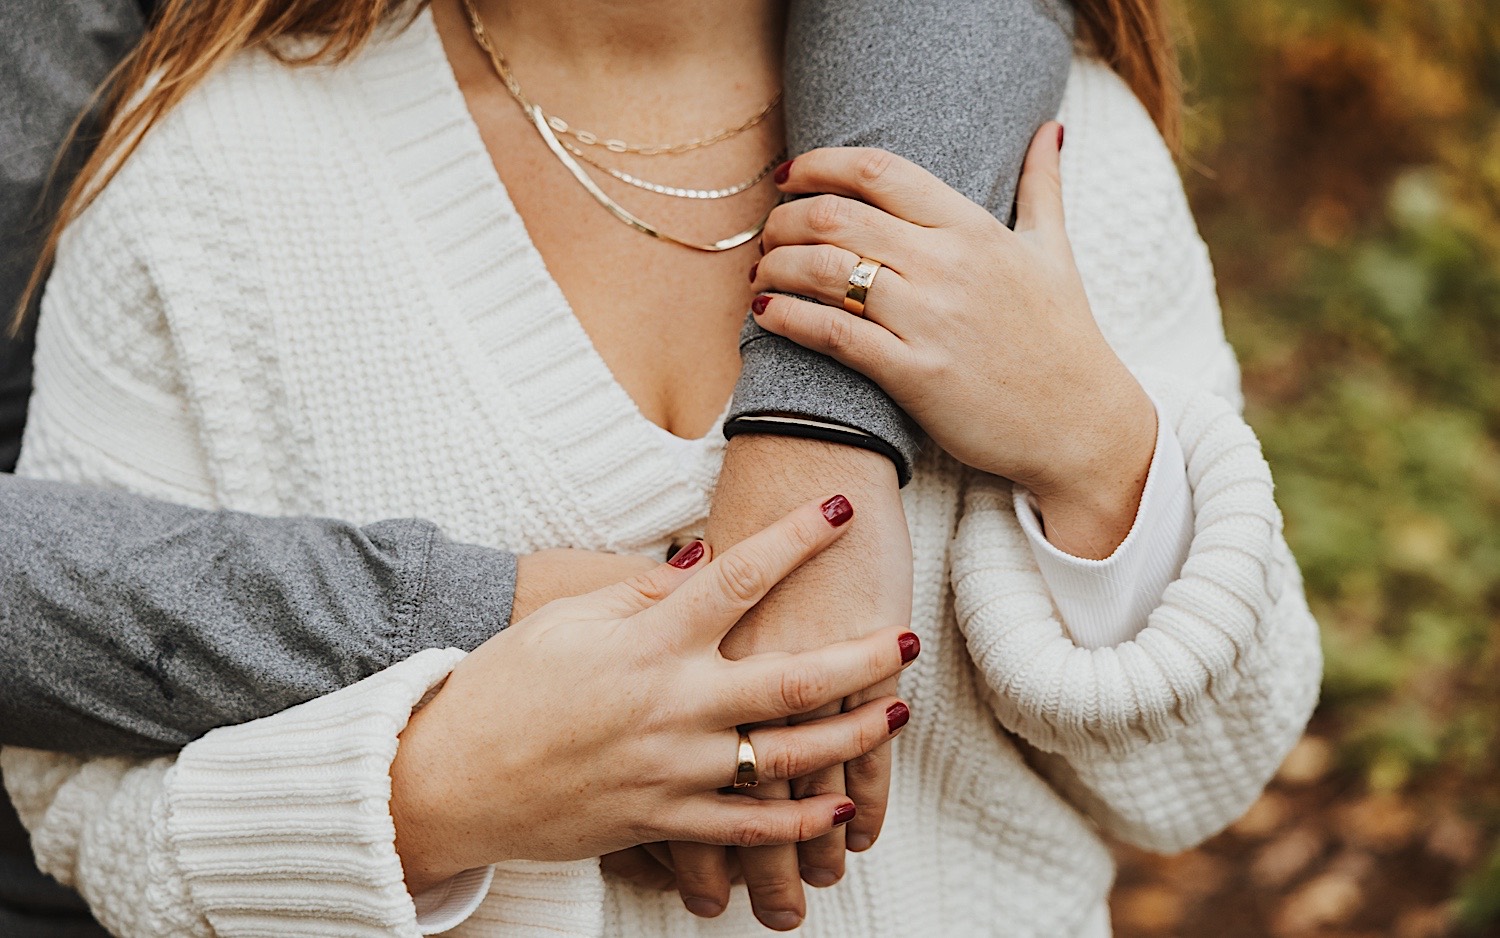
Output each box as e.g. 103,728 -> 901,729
792,811 -> 821,844
674,862 -> 721,891
855,148 -> 896,186
845,746 -> 885,783
812,245 -> 850,292
729,818 -> 778,849
764,743 -> 804,783
785,514 -> 826,555
763,202 -> 790,239
778,665 -> 829,716
822,313 -> 858,355
750,870 -> 804,896
715,551 -> 765,605
623,570 -> 671,605
806,195 -> 847,236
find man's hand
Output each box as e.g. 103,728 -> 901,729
511,549 -> 659,624
665,433 -> 913,931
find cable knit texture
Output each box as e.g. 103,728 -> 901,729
2,11 -> 1320,937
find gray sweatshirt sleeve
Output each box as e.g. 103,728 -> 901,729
0,475 -> 516,756
728,0 -> 1076,485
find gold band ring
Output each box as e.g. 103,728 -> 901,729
843,257 -> 883,315
732,729 -> 759,789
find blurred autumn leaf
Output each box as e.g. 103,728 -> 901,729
1111,1 -> 1500,935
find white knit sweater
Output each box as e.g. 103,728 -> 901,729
2,11 -> 1322,937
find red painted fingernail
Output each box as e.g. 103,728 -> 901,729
773,159 -> 794,185
748,262 -> 759,284
820,494 -> 853,527
751,294 -> 771,315
1057,125 -> 1065,151
668,540 -> 705,568
886,702 -> 910,733
898,632 -> 920,664
832,802 -> 857,825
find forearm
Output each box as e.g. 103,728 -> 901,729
0,475 -> 515,755
727,0 -> 1075,484
708,435 -> 911,647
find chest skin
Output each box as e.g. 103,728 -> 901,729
432,0 -> 785,441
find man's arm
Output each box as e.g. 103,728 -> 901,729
724,0 -> 1076,484
0,475 -> 517,754
676,1 -> 1076,927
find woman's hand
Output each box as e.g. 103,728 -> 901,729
750,124 -> 1158,558
654,437 -> 912,931
389,495 -> 920,894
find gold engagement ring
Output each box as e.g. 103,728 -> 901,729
843,257 -> 883,315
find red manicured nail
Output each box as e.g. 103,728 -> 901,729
668,540 -> 704,568
832,803 -> 857,826
751,294 -> 771,315
820,494 -> 853,527
898,632 -> 920,664
748,263 -> 759,283
886,702 -> 910,733
773,159 -> 794,185
1057,125 -> 1065,151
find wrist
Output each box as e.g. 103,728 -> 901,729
708,433 -> 912,655
512,550 -> 657,624
391,695 -> 480,893
1029,376 -> 1157,560
708,434 -> 899,548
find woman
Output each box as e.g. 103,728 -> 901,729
3,1 -> 1321,937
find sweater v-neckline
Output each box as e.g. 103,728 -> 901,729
353,9 -> 722,548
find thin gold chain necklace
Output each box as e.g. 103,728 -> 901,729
546,98 -> 782,157
460,0 -> 780,157
460,0 -> 778,252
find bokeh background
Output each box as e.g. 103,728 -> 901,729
1109,2 -> 1500,936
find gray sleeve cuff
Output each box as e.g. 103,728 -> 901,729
727,316 -> 922,486
410,531 -> 517,654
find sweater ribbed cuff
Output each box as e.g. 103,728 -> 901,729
165,648 -> 466,938
413,865 -> 494,933
952,373 -> 1282,758
1014,395 -> 1195,649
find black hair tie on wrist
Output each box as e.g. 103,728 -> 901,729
722,415 -> 909,485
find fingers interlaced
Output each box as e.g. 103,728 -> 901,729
669,842 -> 732,919
722,626 -> 912,724
667,792 -> 856,852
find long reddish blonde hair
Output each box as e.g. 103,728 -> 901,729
12,0 -> 1181,331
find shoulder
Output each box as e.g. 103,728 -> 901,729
95,13 -> 439,234
1054,56 -> 1191,273
1054,58 -> 1234,393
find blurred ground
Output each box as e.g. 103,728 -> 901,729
1110,1 -> 1500,935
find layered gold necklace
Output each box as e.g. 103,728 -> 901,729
459,0 -> 782,252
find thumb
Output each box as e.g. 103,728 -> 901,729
1014,121 -> 1066,242
588,539 -> 713,617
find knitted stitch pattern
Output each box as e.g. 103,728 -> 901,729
3,12 -> 1320,937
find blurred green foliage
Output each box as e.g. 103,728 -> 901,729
1179,0 -> 1500,925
